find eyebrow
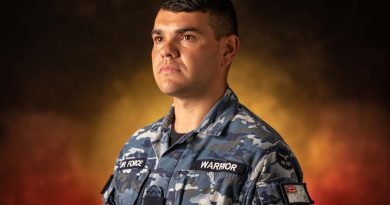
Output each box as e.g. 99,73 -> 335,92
151,27 -> 202,36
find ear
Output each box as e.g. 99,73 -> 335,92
221,35 -> 240,68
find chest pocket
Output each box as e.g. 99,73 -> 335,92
174,170 -> 246,204
115,168 -> 150,205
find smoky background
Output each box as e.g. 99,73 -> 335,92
1,0 -> 389,204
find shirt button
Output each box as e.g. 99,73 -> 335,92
144,185 -> 165,205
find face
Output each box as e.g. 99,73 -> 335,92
151,9 -> 227,98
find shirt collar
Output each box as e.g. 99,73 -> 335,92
155,86 -> 239,136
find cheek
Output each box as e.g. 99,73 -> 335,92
195,47 -> 220,69
151,49 -> 159,70
151,48 -> 157,63
188,45 -> 214,63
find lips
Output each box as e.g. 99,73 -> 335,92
159,65 -> 181,74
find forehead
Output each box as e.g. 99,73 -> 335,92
153,9 -> 211,31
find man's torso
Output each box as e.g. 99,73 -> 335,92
103,88 -> 305,205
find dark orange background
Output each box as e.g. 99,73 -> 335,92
1,1 -> 389,204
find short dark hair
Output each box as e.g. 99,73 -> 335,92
159,0 -> 238,39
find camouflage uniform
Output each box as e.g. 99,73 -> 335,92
102,87 -> 313,205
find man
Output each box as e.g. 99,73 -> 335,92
101,0 -> 313,204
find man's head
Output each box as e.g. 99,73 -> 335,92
151,0 -> 239,99
159,0 -> 238,40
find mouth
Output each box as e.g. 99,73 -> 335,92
159,65 -> 181,74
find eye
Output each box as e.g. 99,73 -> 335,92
183,34 -> 195,41
153,36 -> 163,43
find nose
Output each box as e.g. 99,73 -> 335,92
160,39 -> 179,59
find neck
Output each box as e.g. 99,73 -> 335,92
173,84 -> 226,133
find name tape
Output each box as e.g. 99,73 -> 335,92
191,159 -> 247,175
118,158 -> 146,170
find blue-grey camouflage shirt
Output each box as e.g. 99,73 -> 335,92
102,87 -> 313,205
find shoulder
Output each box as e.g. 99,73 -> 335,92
130,117 -> 164,141
118,117 -> 164,156
226,103 -> 285,148
227,104 -> 303,181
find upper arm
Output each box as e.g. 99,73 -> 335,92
249,144 -> 313,205
101,174 -> 116,205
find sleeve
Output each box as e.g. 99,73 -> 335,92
101,135 -> 131,205
250,143 -> 314,205
101,174 -> 116,205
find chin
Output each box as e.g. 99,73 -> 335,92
157,84 -> 180,96
155,78 -> 192,97
159,84 -> 192,98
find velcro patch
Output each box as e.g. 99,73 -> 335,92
190,159 -> 247,175
144,185 -> 165,205
280,183 -> 314,204
276,147 -> 293,170
118,158 -> 146,170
